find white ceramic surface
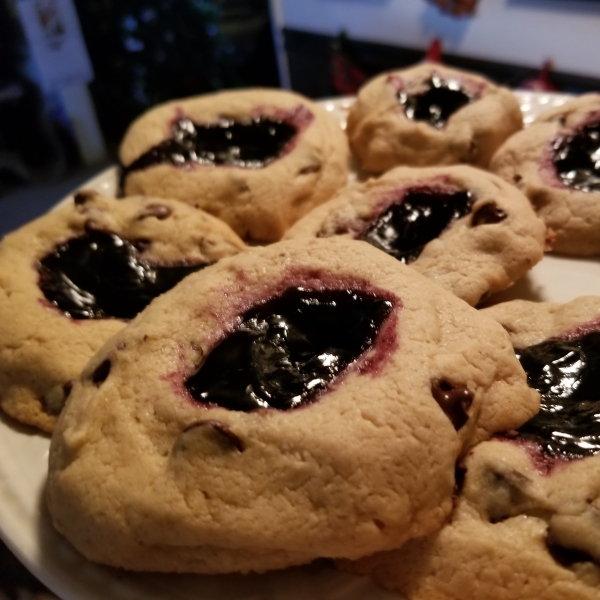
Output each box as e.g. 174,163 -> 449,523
0,91 -> 598,600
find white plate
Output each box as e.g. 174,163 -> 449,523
1,91 -> 599,600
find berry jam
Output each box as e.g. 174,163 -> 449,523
358,187 -> 473,264
515,331 -> 600,459
38,230 -> 207,320
553,119 -> 600,192
120,116 -> 298,187
185,287 -> 393,411
398,74 -> 472,129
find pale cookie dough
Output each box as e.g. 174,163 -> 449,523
342,297 -> 600,600
46,238 -> 537,574
284,165 -> 546,306
119,88 -> 350,243
347,62 -> 522,173
0,191 -> 245,432
490,93 -> 600,256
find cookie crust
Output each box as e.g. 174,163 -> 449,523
347,62 -> 522,173
490,93 -> 600,256
342,297 -> 600,600
0,193 -> 245,432
284,165 -> 546,306
119,88 -> 350,243
47,238 -> 537,574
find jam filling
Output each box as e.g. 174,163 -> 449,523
358,188 -> 473,264
553,119 -> 600,192
120,115 -> 298,187
515,331 -> 600,459
185,287 -> 393,412
38,230 -> 207,320
398,74 -> 472,129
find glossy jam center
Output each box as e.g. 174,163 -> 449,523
515,331 -> 600,459
38,230 -> 206,320
185,287 -> 393,411
553,120 -> 600,192
399,75 -> 472,129
120,116 -> 298,187
358,188 -> 473,264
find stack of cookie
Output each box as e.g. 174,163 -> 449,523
1,61 -> 599,600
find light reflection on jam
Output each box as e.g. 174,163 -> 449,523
358,187 -> 473,264
553,120 -> 600,192
120,116 -> 298,189
398,74 -> 472,129
38,230 -> 207,320
185,287 -> 393,411
515,331 -> 600,459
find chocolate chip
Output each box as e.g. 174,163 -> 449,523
299,163 -> 321,175
478,290 -> 491,306
513,174 -> 523,184
455,465 -> 467,495
132,238 -> 152,252
547,540 -> 596,567
137,204 -> 172,220
63,379 -> 74,398
183,420 -> 244,452
471,202 -> 507,226
91,359 -> 111,385
74,189 -> 98,205
431,379 -> 473,430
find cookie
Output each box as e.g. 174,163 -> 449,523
119,88 -> 350,243
342,296 -> 600,600
346,62 -> 522,173
46,238 -> 537,574
284,165 -> 546,306
0,191 -> 246,432
490,93 -> 600,256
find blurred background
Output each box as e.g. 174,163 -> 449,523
2,0 -> 600,205
0,0 -> 600,595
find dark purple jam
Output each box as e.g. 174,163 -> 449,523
185,287 -> 393,412
120,116 -> 298,187
38,230 -> 207,320
398,74 -> 472,129
553,119 -> 600,192
358,187 -> 473,264
515,331 -> 600,459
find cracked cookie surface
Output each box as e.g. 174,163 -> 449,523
0,192 -> 245,432
46,238 -> 537,574
341,296 -> 600,600
346,62 -> 522,173
284,165 -> 546,306
491,93 -> 600,256
119,88 -> 350,243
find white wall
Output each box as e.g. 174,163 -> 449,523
278,0 -> 600,79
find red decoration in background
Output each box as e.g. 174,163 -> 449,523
425,38 -> 443,63
520,60 -> 560,92
330,32 -> 368,95
427,0 -> 479,17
